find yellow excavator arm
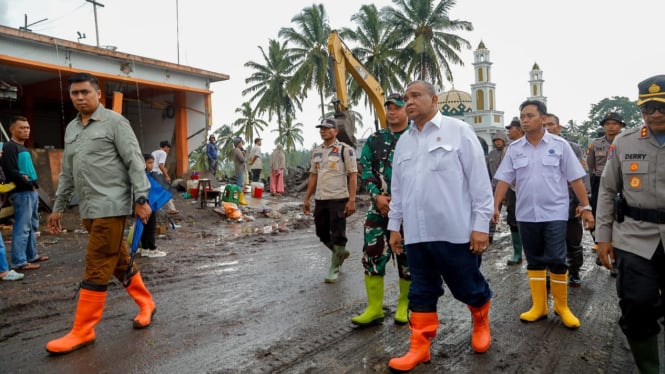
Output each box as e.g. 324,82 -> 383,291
327,31 -> 387,147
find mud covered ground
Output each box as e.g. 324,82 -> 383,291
0,191 -> 660,373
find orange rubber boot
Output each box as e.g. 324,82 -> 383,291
468,300 -> 491,353
388,311 -> 439,372
125,272 -> 156,329
46,288 -> 107,354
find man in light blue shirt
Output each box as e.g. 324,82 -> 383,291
387,81 -> 494,372
493,100 -> 594,331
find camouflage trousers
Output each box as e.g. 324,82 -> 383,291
362,205 -> 410,279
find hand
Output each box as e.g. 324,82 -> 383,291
597,242 -> 615,270
491,208 -> 501,224
303,199 -> 311,215
344,200 -> 356,217
375,195 -> 391,216
389,231 -> 403,255
47,212 -> 63,234
582,210 -> 595,230
470,231 -> 489,255
134,203 -> 152,224
165,175 -> 172,184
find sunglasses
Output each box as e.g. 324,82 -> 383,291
640,103 -> 665,115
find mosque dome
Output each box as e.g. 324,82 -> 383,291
437,88 -> 472,117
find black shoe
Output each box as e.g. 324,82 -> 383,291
569,274 -> 581,288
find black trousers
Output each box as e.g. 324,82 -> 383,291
566,218 -> 584,275
313,199 -> 348,249
615,243 -> 665,340
139,213 -> 157,250
250,169 -> 261,182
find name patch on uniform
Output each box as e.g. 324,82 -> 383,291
606,144 -> 615,160
625,153 -> 647,160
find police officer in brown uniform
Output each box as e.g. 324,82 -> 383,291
587,112 -> 626,239
303,118 -> 358,283
596,75 -> 665,373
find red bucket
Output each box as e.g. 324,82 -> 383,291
252,186 -> 263,198
189,188 -> 199,199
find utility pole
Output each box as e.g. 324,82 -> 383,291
85,0 -> 105,47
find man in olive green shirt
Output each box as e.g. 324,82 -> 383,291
45,73 -> 156,355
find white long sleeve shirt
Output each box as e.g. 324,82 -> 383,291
387,112 -> 494,245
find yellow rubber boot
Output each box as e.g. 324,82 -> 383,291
238,191 -> 248,205
46,288 -> 107,354
124,272 -> 156,329
520,269 -> 549,322
394,279 -> 410,325
550,272 -> 580,329
351,275 -> 384,326
388,311 -> 439,371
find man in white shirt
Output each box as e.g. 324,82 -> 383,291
151,141 -> 178,214
387,81 -> 494,372
249,138 -> 263,183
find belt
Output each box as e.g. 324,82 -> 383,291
625,205 -> 665,224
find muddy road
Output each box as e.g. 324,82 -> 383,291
0,193 -> 653,373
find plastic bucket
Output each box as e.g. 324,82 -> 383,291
253,186 -> 263,198
189,188 -> 199,199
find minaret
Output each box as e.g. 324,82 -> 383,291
528,62 -> 547,104
464,41 -> 504,142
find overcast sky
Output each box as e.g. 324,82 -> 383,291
1,0 -> 662,153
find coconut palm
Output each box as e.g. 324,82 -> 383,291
383,0 -> 473,87
340,4 -> 406,106
232,102 -> 268,146
273,116 -> 304,152
243,39 -> 302,133
279,4 -> 331,119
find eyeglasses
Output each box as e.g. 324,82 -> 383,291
640,103 -> 665,115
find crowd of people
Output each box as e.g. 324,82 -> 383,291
1,71 -> 662,373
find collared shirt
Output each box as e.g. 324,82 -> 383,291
587,136 -> 613,176
494,130 -> 586,222
387,112 -> 494,245
596,125 -> 665,260
53,104 -> 150,219
309,139 -> 357,200
249,145 -> 262,170
151,149 -> 167,174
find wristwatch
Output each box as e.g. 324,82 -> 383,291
136,196 -> 149,205
580,205 -> 592,212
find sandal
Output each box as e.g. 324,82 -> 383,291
16,262 -> 40,270
167,210 -> 180,215
29,255 -> 49,263
1,270 -> 24,281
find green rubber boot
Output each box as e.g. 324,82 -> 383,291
395,279 -> 411,325
507,231 -> 523,265
627,336 -> 659,374
351,275 -> 385,326
324,251 -> 343,283
334,245 -> 350,267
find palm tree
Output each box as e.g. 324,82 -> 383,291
279,4 -> 331,119
273,116 -> 304,152
383,0 -> 473,87
232,102 -> 268,146
243,39 -> 302,133
340,4 -> 406,106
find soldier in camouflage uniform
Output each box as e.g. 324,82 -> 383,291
596,75 -> 665,374
351,93 -> 411,326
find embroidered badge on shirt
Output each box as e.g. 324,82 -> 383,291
548,148 -> 555,154
641,126 -> 648,138
629,162 -> 639,172
629,176 -> 641,189
607,144 -> 615,160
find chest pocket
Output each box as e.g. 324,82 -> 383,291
428,144 -> 454,171
542,153 -> 562,183
623,160 -> 648,191
513,156 -> 529,169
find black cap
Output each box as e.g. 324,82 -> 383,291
316,118 -> 337,129
637,75 -> 665,106
505,117 -> 521,130
600,112 -> 626,127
